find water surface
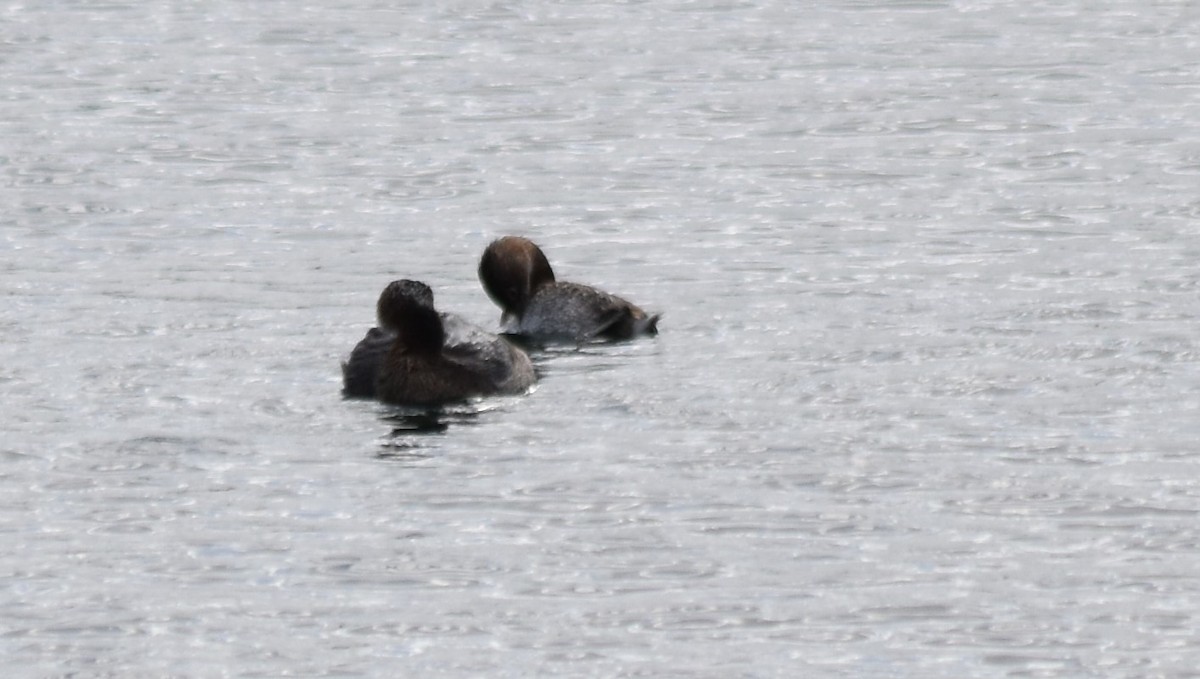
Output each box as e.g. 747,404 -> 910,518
3,1 -> 1200,676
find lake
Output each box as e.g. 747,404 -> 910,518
3,0 -> 1200,676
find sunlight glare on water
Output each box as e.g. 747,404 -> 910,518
3,0 -> 1200,676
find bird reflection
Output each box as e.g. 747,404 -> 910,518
373,403 -> 492,461
383,410 -> 451,434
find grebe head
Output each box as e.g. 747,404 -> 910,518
478,236 -> 556,314
375,279 -> 444,354
376,279 -> 435,330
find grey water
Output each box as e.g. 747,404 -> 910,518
3,0 -> 1200,676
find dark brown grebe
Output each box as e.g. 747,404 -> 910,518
478,236 -> 660,343
342,280 -> 535,405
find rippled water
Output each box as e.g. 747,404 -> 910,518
4,0 -> 1200,676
